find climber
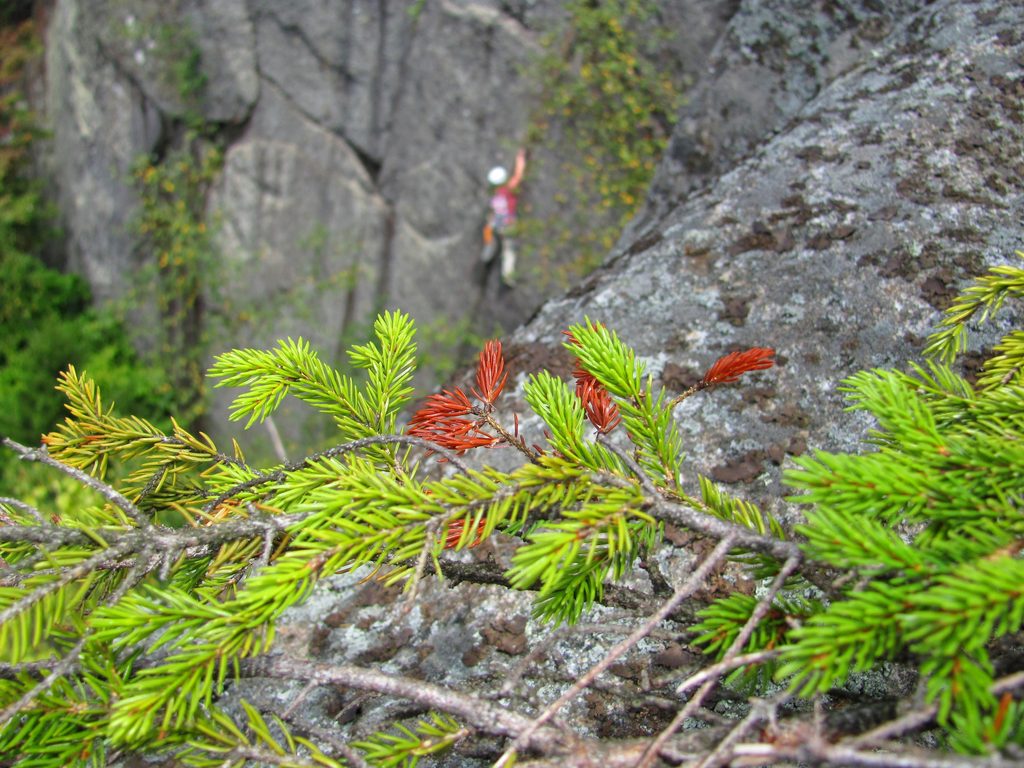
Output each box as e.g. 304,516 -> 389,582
481,148 -> 527,287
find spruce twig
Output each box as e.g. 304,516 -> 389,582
596,432 -> 659,495
0,496 -> 45,525
0,557 -> 149,727
0,539 -> 134,629
647,494 -> 800,560
202,434 -> 472,514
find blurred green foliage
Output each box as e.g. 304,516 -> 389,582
0,19 -> 175,489
519,0 -> 685,286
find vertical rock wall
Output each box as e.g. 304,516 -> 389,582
44,0 -> 545,342
40,0 -> 729,357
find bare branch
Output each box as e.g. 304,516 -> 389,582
646,493 -> 800,560
847,669 -> 1024,749
847,706 -> 941,748
401,519 -> 438,614
498,622 -> 680,700
734,739 -> 1020,768
992,669 -> 1024,696
638,554 -> 801,768
3,438 -> 149,527
236,655 -> 572,754
482,411 -> 543,462
665,648 -> 783,694
0,511 -> 307,590
264,414 -> 289,463
701,693 -> 791,768
493,534 -> 739,768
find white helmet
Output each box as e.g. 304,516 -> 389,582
487,166 -> 508,186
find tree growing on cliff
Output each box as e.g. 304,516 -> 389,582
0,262 -> 1021,766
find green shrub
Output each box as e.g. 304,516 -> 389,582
128,140 -> 222,429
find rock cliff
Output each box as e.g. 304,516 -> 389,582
40,0 -> 720,370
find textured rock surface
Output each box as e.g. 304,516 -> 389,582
625,0 -> 928,238
514,0 -> 1024,517
218,0 -> 1024,754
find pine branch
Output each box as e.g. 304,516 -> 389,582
210,313 -> 417,462
698,691 -> 793,768
924,259 -> 1024,364
0,555 -> 148,729
564,321 -> 685,488
4,299 -> 1019,764
182,699 -> 344,767
352,711 -> 468,768
201,434 -> 471,515
0,496 -> 45,525
976,330 -> 1024,389
668,648 -> 784,694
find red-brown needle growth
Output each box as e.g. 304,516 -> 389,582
670,347 -> 776,407
701,347 -> 776,386
563,329 -> 622,435
474,340 -> 508,405
408,340 -> 512,454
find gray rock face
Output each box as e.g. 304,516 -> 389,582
43,0 -> 164,301
626,0 -> 931,240
511,0 -> 1024,517
40,1 -> 728,383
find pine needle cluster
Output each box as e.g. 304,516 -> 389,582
0,259 -> 1020,766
